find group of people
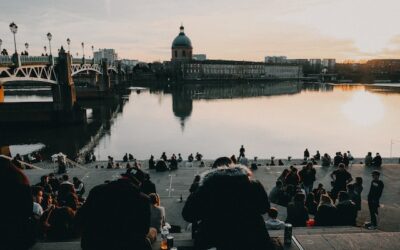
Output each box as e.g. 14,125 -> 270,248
268,161 -> 383,230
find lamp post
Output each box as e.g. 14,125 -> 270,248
0,39 -> 2,54
91,45 -> 94,64
81,42 -> 85,64
44,46 -> 47,55
67,38 -> 71,52
47,32 -> 52,55
24,42 -> 29,55
9,22 -> 20,66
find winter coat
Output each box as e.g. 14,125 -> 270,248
336,200 -> 357,226
182,166 -> 273,250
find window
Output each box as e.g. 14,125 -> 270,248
182,50 -> 186,57
174,50 -> 178,58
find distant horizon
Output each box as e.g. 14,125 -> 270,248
1,0 -> 400,63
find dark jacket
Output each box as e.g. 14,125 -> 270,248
336,200 -> 357,226
286,202 -> 309,227
182,166 -> 273,250
0,159 -> 35,250
315,204 -> 337,226
76,178 -> 151,250
368,180 -> 384,204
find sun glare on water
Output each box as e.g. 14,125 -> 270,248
341,91 -> 385,127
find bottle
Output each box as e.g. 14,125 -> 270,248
160,226 -> 169,250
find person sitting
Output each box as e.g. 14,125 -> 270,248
372,153 -> 382,168
73,177 -> 85,197
0,158 -> 35,250
270,156 -> 276,166
269,180 -> 283,204
161,152 -> 168,162
76,167 -> 152,250
333,152 -> 343,167
32,186 -> 45,219
149,193 -> 166,232
336,191 -> 357,226
141,174 -> 156,195
129,153 -> 134,161
312,183 -> 326,203
177,153 -> 183,162
305,193 -> 318,215
285,167 -> 300,187
199,161 -> 205,168
314,194 -> 337,226
182,164 -> 273,250
278,159 -> 284,166
265,207 -> 285,230
285,192 -> 309,227
321,153 -> 331,167
123,153 -> 128,162
212,156 -> 232,168
364,152 -> 373,167
43,206 -> 77,241
188,153 -> 194,162
314,150 -> 321,161
36,175 -> 53,195
148,155 -> 155,169
169,155 -> 178,170
155,159 -> 168,172
58,175 -> 79,210
195,152 -> 203,161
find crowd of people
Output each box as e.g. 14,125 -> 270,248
0,145 -> 388,250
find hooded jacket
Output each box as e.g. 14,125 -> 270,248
182,165 -> 272,250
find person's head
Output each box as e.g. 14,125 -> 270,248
41,175 -> 49,184
32,186 -> 44,204
376,152 -> 380,156
268,207 -> 279,219
62,174 -> 69,182
317,183 -> 324,189
294,192 -> 305,204
306,162 -> 313,169
42,193 -> 54,209
338,191 -> 350,202
193,175 -> 201,183
372,170 -> 380,181
338,163 -> 345,171
212,157 -> 233,168
149,193 -> 160,206
368,152 -> 372,156
355,177 -> 363,185
319,194 -> 333,206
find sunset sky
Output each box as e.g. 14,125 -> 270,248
0,0 -> 399,62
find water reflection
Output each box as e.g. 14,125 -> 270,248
2,83 -> 400,159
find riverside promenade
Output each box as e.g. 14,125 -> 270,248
24,158 -> 400,249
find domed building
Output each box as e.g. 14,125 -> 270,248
171,25 -> 193,61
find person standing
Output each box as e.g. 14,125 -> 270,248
239,145 -> 245,158
366,171 -> 384,230
299,163 -> 316,195
304,148 -> 310,161
330,163 -> 353,201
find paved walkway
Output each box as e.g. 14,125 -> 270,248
25,161 -> 400,232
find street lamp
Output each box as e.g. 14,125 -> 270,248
81,42 -> 85,58
24,42 -> 29,55
47,32 -> 52,55
91,45 -> 94,64
44,46 -> 47,55
9,22 -> 20,66
66,38 -> 71,52
9,22 -> 18,54
0,39 -> 2,53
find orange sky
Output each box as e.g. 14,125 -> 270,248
0,0 -> 400,62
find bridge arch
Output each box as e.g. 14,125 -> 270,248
0,65 -> 58,86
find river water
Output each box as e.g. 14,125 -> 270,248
2,82 -> 400,160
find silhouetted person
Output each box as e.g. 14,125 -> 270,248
161,152 -> 167,162
148,155 -> 155,169
314,150 -> 321,161
123,153 -> 128,162
286,192 -> 309,227
188,153 -> 194,162
304,148 -> 310,160
366,170 -> 384,229
182,165 -> 273,250
333,152 -> 343,167
76,168 -> 151,250
0,158 -> 35,250
365,152 -> 373,167
299,162 -> 316,195
372,153 -> 382,168
239,145 -> 245,157
315,194 -> 337,226
336,191 -> 357,226
330,163 -> 353,201
195,152 -> 203,161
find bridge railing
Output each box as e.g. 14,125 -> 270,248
0,55 -> 12,65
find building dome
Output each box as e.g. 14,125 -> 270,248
172,25 -> 192,49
